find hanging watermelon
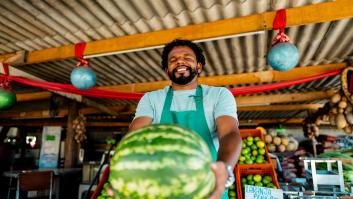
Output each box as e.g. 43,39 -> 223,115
267,42 -> 299,71
109,124 -> 215,199
268,9 -> 299,71
0,88 -> 16,110
70,66 -> 96,90
71,42 -> 96,90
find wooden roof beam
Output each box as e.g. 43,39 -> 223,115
237,104 -> 324,111
239,118 -> 304,125
0,0 -> 352,65
237,90 -> 336,106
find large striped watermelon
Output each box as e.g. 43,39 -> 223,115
109,124 -> 216,199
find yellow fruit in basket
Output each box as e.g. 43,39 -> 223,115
273,136 -> 281,145
286,143 -> 295,151
239,156 -> 246,162
268,144 -> 276,152
281,137 -> 289,146
247,136 -> 254,142
253,174 -> 262,183
265,134 -> 272,144
278,144 -> 286,152
256,141 -> 265,148
252,150 -> 258,156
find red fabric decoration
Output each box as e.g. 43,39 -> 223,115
75,42 -> 89,67
272,9 -> 290,46
230,69 -> 341,96
0,68 -> 341,101
0,63 -> 11,89
273,9 -> 286,32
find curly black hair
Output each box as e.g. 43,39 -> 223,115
161,39 -> 205,70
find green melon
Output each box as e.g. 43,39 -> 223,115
109,124 -> 215,199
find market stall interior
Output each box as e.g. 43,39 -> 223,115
0,0 -> 353,198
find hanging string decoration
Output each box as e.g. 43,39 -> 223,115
70,42 -> 97,90
267,9 -> 299,71
0,63 -> 16,110
72,114 -> 87,143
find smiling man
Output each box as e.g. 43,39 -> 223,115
129,39 -> 242,199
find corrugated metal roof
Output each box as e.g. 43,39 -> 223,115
0,0 -> 351,123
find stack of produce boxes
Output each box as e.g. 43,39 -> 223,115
232,129 -> 280,199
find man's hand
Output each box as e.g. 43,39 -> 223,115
208,162 -> 228,199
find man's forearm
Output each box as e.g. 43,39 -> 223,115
217,130 -> 242,169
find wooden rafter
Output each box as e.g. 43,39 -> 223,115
237,104 -> 323,111
0,0 -> 352,65
2,90 -> 335,120
239,118 -> 304,124
237,90 -> 336,105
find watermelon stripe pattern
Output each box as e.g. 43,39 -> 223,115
110,124 -> 215,199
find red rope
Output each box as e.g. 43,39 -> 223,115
75,42 -> 89,67
0,68 -> 342,101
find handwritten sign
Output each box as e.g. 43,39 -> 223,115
245,185 -> 283,199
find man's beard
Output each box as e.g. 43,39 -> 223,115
168,66 -> 198,85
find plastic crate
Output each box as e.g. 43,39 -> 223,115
238,129 -> 271,164
239,129 -> 265,141
235,164 -> 280,199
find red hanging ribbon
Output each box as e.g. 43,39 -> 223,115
0,63 -> 11,89
75,42 -> 89,67
0,68 -> 341,101
273,9 -> 286,32
272,9 -> 290,46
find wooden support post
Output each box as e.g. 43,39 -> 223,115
64,102 -> 79,168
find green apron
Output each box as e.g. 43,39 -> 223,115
160,86 -> 228,199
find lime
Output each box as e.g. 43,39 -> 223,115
258,148 -> 266,155
255,182 -> 263,187
247,180 -> 255,185
247,175 -> 253,181
251,145 -> 258,150
267,182 -> 274,187
262,178 -> 270,185
229,192 -> 236,197
251,156 -> 256,161
245,159 -> 254,164
255,157 -> 264,164
247,136 -> 254,142
239,156 -> 246,162
242,142 -> 247,148
256,141 -> 265,148
254,137 -> 261,142
246,141 -> 253,147
253,174 -> 262,182
263,176 -> 273,183
252,150 -> 258,156
241,149 -> 248,155
241,178 -> 247,184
